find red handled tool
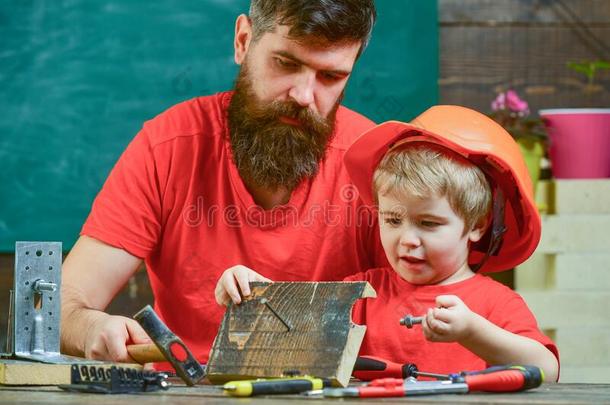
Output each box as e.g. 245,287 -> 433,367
456,365 -> 544,392
353,355 -> 448,381
353,356 -> 416,380
331,365 -> 544,398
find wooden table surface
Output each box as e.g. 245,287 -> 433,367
1,383 -> 609,404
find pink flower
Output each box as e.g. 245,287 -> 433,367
505,90 -> 529,114
491,92 -> 506,111
488,90 -> 546,142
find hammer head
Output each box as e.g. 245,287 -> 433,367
133,305 -> 205,386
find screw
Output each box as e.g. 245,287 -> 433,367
399,314 -> 423,328
260,298 -> 292,332
32,279 -> 57,292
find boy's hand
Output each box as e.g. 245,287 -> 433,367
422,295 -> 475,343
215,265 -> 272,306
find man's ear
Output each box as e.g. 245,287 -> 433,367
234,14 -> 253,65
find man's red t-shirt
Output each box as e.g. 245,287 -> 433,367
82,92 -> 386,362
346,268 -> 559,376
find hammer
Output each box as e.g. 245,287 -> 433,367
128,305 -> 205,386
126,342 -> 166,363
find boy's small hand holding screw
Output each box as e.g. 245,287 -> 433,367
422,295 -> 476,343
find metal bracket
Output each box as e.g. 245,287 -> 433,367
12,241 -> 95,364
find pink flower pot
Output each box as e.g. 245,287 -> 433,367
539,109 -> 610,179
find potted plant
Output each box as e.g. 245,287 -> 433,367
539,60 -> 610,179
566,60 -> 610,94
489,90 -> 547,193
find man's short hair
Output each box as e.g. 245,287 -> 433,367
373,144 -> 492,233
249,0 -> 376,54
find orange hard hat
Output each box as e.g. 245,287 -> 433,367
344,105 -> 541,273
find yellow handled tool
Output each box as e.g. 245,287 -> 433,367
223,376 -> 329,397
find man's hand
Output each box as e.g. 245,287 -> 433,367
422,295 -> 475,343
215,265 -> 272,306
84,312 -> 152,362
60,236 -> 143,359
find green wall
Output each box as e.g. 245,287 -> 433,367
0,0 -> 438,251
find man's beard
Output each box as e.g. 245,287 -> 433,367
227,62 -> 340,192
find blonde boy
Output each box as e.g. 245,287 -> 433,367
343,105 -> 559,381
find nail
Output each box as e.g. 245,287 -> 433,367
260,298 -> 292,331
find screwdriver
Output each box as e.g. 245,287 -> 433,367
223,376 -> 330,397
327,365 -> 544,398
456,365 -> 545,391
353,355 -> 448,381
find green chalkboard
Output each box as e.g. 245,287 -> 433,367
0,1 -> 438,252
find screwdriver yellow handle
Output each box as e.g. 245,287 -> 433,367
223,377 -> 325,397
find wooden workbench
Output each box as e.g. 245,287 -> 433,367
0,383 -> 608,404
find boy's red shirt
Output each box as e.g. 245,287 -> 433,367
346,268 -> 559,376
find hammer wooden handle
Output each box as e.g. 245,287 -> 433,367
126,343 -> 166,363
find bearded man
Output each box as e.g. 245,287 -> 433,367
61,0 -> 386,363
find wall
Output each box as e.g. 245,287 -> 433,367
517,180 -> 610,383
439,0 -> 610,111
0,0 -> 438,252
